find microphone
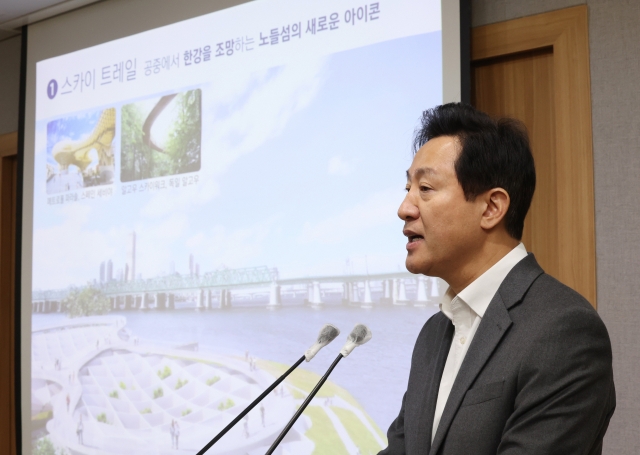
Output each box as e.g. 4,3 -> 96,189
340,322 -> 373,357
305,323 -> 341,361
264,324 -> 373,455
195,324 -> 340,455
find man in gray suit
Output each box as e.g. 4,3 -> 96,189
380,103 -> 615,455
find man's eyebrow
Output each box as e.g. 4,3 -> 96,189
406,167 -> 436,180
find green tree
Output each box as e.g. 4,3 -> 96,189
63,286 -> 111,318
165,89 -> 202,175
157,365 -> 172,379
206,376 -> 220,386
218,398 -> 234,411
120,102 -> 148,181
120,89 -> 202,182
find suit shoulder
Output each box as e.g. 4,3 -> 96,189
426,310 -> 448,325
414,311 -> 449,346
527,273 -> 597,313
420,311 -> 448,332
410,311 -> 450,368
520,273 -> 610,343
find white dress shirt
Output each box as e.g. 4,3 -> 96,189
431,243 -> 528,442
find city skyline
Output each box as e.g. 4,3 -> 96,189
97,230 -> 207,285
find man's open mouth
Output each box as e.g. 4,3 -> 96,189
408,235 -> 424,243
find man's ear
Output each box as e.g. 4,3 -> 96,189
480,188 -> 510,230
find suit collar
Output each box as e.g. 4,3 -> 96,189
448,242 -> 528,318
428,253 -> 544,455
413,316 -> 454,455
498,253 -> 544,310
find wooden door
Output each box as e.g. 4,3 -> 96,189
471,6 -> 596,307
0,131 -> 18,455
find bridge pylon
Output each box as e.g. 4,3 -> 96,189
197,289 -> 206,311
140,293 -> 148,310
430,276 -> 440,298
309,281 -> 322,308
268,282 -> 281,309
414,276 -> 428,307
381,279 -> 392,304
396,279 -> 409,305
351,282 -> 360,304
362,281 -> 373,308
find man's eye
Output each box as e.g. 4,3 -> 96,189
404,186 -> 410,192
420,186 -> 431,192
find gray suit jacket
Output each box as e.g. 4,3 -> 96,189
380,254 -> 615,455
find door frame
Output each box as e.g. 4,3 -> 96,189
471,5 -> 596,307
0,130 -> 18,455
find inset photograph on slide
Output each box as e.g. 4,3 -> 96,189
46,107 -> 116,194
120,89 -> 202,182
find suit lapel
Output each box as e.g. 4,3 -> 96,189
428,253 -> 544,455
413,316 -> 454,455
428,293 -> 512,455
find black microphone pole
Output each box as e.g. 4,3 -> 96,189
196,354 -> 306,455
264,353 -> 344,455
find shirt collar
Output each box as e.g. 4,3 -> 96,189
440,243 -> 528,320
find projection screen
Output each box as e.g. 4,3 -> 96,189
21,0 -> 464,453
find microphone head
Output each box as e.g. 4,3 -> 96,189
305,324 -> 340,362
340,324 -> 372,357
316,324 -> 341,345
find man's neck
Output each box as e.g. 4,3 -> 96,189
447,238 -> 520,295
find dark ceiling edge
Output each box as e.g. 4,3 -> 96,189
0,0 -> 107,38
0,32 -> 21,43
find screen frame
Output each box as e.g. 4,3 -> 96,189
14,24 -> 28,455
16,0 -> 471,450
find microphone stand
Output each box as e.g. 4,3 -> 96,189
196,354 -> 306,455
264,353 -> 344,455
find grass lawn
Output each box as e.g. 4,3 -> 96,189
332,406 -> 385,454
257,359 -> 387,447
305,406 -> 349,454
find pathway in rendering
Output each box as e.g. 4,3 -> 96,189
32,316 -> 384,454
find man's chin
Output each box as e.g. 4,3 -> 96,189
405,257 -> 430,275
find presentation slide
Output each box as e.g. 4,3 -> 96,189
30,0 -> 446,453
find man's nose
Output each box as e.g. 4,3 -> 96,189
398,193 -> 419,221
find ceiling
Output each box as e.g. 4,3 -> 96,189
0,0 -> 102,41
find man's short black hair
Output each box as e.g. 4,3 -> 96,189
414,102 -> 536,240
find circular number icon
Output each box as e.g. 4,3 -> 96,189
47,79 -> 58,99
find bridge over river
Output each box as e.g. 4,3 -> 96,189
31,266 -> 441,313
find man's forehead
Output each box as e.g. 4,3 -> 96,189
406,166 -> 437,180
407,137 -> 459,179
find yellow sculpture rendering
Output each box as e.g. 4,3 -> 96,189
52,108 -> 116,173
